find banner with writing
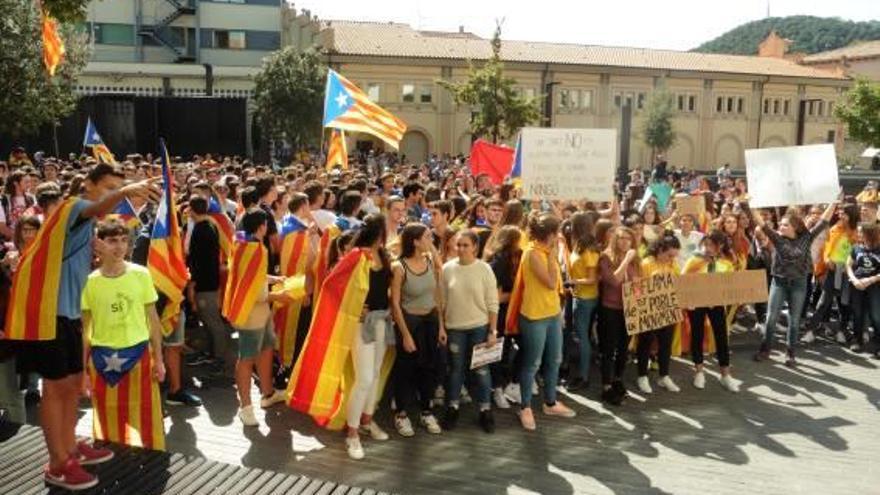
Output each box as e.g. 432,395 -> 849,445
623,273 -> 684,336
520,128 -> 616,201
676,270 -> 769,308
676,195 -> 706,219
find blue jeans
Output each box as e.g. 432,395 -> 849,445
572,297 -> 597,381
763,276 -> 808,349
518,314 -> 562,407
446,326 -> 491,409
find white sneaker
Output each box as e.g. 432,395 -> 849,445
801,330 -> 816,344
693,371 -> 706,390
259,389 -> 286,409
493,387 -> 511,409
836,330 -> 847,344
359,421 -> 389,441
657,375 -> 680,393
419,413 -> 442,434
460,387 -> 473,404
503,383 -> 522,404
238,405 -> 259,426
636,376 -> 653,394
345,436 -> 365,460
431,385 -> 445,407
720,375 -> 740,393
532,380 -> 539,395
394,414 -> 415,437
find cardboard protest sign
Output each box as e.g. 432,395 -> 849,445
675,270 -> 769,309
520,128 -> 616,201
676,195 -> 706,219
623,273 -> 684,336
745,144 -> 839,208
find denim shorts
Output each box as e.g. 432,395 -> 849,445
237,321 -> 277,360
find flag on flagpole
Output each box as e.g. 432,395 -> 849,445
83,118 -> 117,164
107,197 -> 141,231
273,215 -> 310,366
222,235 -> 268,328
4,199 -> 78,341
325,129 -> 348,171
41,11 -> 65,77
148,140 -> 189,335
323,69 -> 407,149
207,198 -> 234,261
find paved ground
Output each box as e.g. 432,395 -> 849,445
17,327 -> 880,494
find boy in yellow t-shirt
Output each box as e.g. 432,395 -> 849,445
81,219 -> 166,450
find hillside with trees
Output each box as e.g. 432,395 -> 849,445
694,16 -> 880,55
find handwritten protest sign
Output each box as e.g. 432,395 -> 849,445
520,128 -> 616,201
676,195 -> 706,219
471,337 -> 504,369
745,144 -> 839,208
675,270 -> 768,309
623,273 -> 683,336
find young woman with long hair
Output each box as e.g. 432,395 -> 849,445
488,226 -> 524,406
566,212 -> 600,391
389,223 -> 444,437
847,222 -> 880,356
597,226 -> 641,405
681,230 -> 739,392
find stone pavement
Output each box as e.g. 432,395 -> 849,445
53,329 -> 880,494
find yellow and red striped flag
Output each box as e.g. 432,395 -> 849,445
207,198 -> 234,261
273,216 -> 310,366
323,69 -> 407,149
287,248 -> 371,428
41,11 -> 65,77
325,129 -> 348,171
312,224 -> 340,295
222,236 -> 268,328
4,198 -> 77,341
148,140 -> 189,335
89,343 -> 165,450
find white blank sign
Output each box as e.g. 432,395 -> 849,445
520,128 -> 616,201
745,144 -> 839,208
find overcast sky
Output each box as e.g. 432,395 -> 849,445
293,0 -> 879,51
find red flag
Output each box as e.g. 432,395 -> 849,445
469,139 -> 515,186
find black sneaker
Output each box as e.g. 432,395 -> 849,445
566,377 -> 588,392
611,380 -> 627,400
784,349 -> 797,368
442,406 -> 459,430
601,387 -> 623,406
166,389 -> 203,407
478,410 -> 495,434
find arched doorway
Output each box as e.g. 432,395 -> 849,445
400,130 -> 430,164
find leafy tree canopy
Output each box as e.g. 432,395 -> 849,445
835,79 -> 880,149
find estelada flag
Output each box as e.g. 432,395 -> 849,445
223,235 -> 268,327
207,198 -> 234,261
312,224 -> 340,295
273,215 -> 311,366
89,342 -> 165,450
41,11 -> 65,77
107,197 -> 141,231
469,139 -> 514,186
4,198 -> 78,341
287,248 -> 374,428
325,129 -> 348,171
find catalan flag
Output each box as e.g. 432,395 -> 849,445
88,343 -> 165,450
273,216 -> 310,366
148,140 -> 189,335
4,198 -> 78,341
207,198 -> 234,261
510,133 -> 522,187
223,235 -> 268,328
107,197 -> 141,231
312,224 -> 340,295
287,248 -> 372,428
323,69 -> 407,149
41,11 -> 65,77
325,129 -> 348,171
505,252 -> 525,336
83,118 -> 116,165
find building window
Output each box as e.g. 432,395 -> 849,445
737,97 -> 744,114
559,89 -> 571,109
636,92 -> 646,110
783,100 -> 790,116
93,23 -> 134,45
401,84 -> 415,103
581,90 -> 593,110
827,101 -> 834,116
726,97 -> 734,113
807,101 -> 814,116
763,98 -> 769,114
420,85 -> 432,104
570,90 -> 581,109
773,99 -> 780,115
678,95 -> 685,112
214,30 -> 246,49
817,101 -> 825,116
688,95 -> 696,113
717,96 -> 724,113
366,83 -> 380,102
614,94 -> 622,108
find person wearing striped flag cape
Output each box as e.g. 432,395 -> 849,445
223,210 -> 295,427
82,220 -> 166,451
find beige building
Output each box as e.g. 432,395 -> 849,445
306,19 -> 850,170
800,41 -> 880,81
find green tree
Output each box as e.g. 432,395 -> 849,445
835,79 -> 880,148
253,47 -> 326,150
0,0 -> 91,138
641,90 -> 677,156
437,23 -> 540,143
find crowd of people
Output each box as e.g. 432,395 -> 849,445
0,147 -> 877,490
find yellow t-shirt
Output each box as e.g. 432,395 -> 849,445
569,249 -> 600,300
81,263 -> 159,349
520,244 -> 561,320
641,256 -> 681,277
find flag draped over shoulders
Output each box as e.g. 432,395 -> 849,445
207,198 -> 234,261
222,236 -> 268,328
274,216 -> 310,365
4,198 -> 77,341
313,224 -> 340,294
286,248 -> 371,429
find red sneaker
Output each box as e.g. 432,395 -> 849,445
75,440 -> 115,465
44,457 -> 98,491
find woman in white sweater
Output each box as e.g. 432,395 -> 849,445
441,230 -> 500,433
